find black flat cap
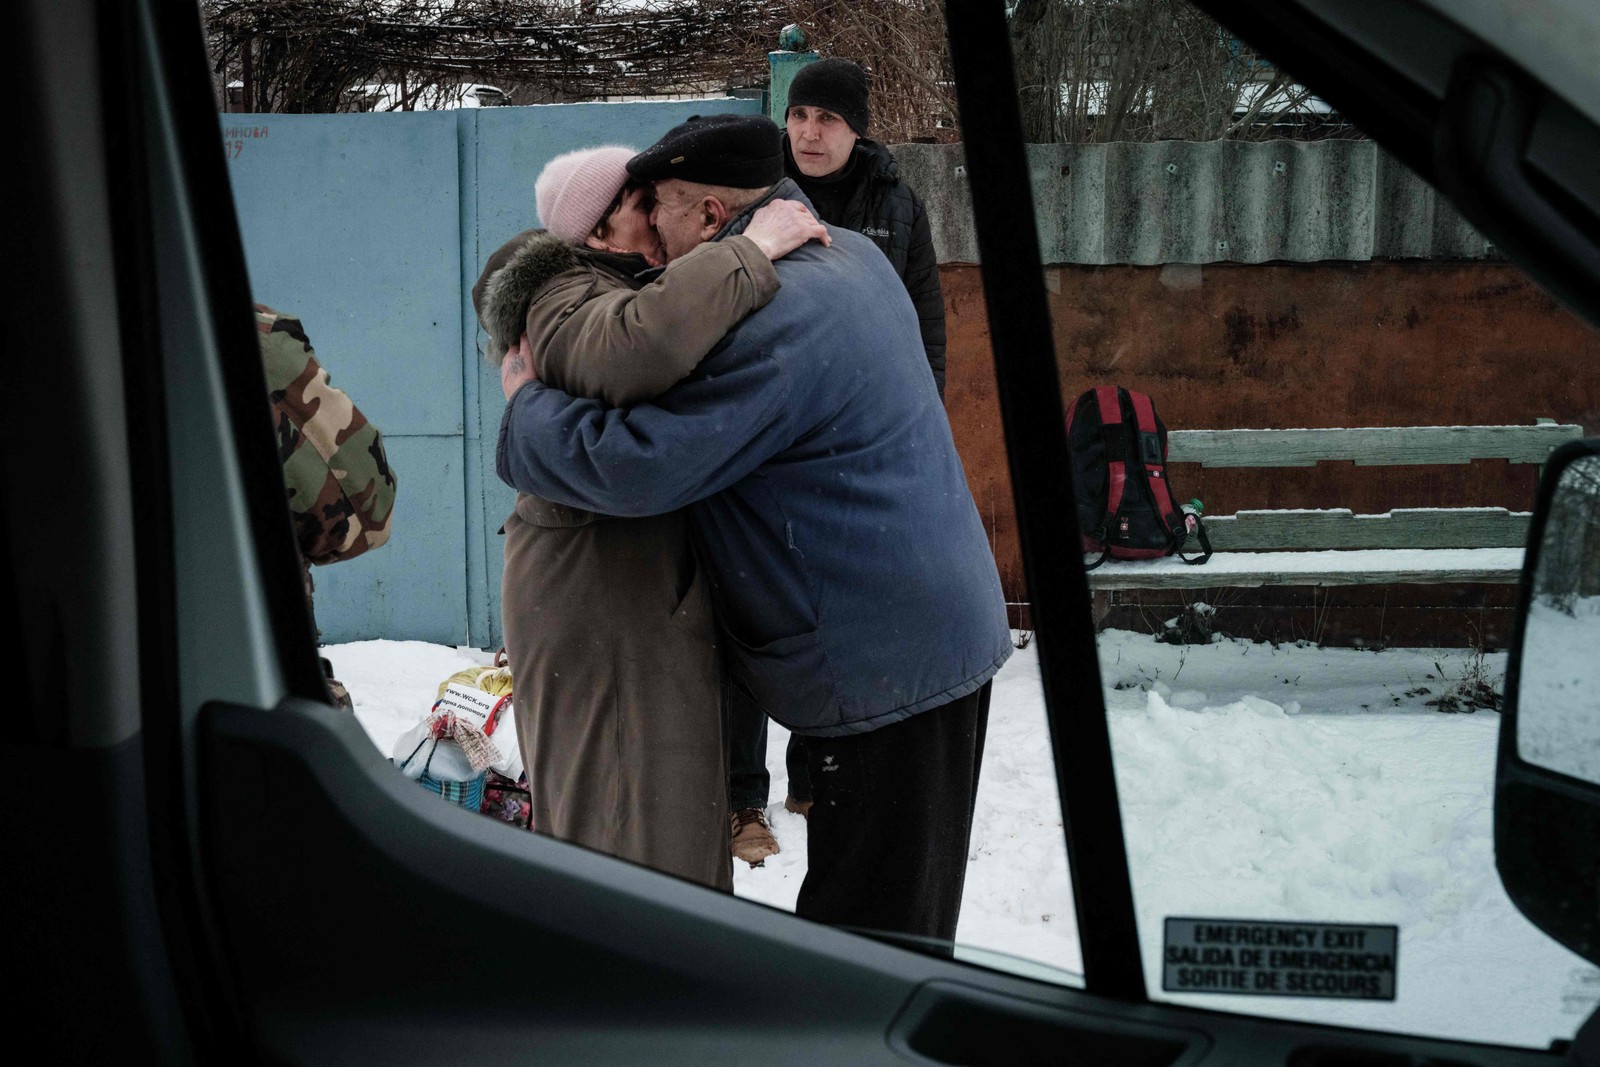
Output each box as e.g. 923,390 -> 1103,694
626,114 -> 784,188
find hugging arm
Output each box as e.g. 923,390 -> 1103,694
534,235 -> 779,407
497,345 -> 793,517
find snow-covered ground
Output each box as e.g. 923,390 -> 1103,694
329,629 -> 1600,1049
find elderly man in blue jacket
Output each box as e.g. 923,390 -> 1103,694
497,114 -> 1012,944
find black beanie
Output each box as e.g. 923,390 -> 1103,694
626,114 -> 785,188
786,57 -> 870,137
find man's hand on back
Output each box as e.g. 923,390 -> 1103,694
502,333 -> 538,400
743,199 -> 831,261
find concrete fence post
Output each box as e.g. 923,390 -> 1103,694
767,48 -> 817,125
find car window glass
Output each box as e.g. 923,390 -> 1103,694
206,0 -> 1081,986
204,0 -> 1600,1034
995,0 -> 1600,1046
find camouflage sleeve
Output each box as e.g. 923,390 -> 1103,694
254,305 -> 397,565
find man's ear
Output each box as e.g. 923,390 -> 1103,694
698,196 -> 730,241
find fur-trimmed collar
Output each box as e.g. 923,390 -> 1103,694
478,232 -> 582,361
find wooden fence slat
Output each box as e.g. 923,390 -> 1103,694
1167,423 -> 1582,468
1088,565 -> 1522,589
1085,547 -> 1525,589
1205,508 -> 1532,550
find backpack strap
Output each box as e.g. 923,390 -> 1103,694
1125,391 -> 1211,564
1127,390 -> 1216,565
1122,389 -> 1198,559
1093,386 -> 1128,543
1177,516 -> 1214,565
1126,390 -> 1183,534
1082,543 -> 1113,571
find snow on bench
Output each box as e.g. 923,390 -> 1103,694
1086,421 -> 1583,591
1087,546 -> 1527,589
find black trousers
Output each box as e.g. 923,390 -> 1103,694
795,682 -> 991,945
726,683 -> 771,811
726,686 -> 812,810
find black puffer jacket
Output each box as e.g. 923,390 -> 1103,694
785,136 -> 946,398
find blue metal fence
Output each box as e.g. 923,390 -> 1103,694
224,99 -> 762,647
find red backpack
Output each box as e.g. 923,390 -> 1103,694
1065,385 -> 1212,570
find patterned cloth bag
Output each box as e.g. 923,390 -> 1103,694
392,665 -> 520,814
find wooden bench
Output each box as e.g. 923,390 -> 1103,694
1086,421 -> 1584,590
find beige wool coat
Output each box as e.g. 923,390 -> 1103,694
475,231 -> 778,890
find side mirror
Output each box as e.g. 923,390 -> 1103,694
1497,438 -> 1600,967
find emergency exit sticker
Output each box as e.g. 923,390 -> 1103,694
1163,918 -> 1398,1000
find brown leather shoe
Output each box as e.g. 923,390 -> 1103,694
730,807 -> 779,867
783,794 -> 813,819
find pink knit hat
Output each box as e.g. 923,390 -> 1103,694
534,145 -> 637,242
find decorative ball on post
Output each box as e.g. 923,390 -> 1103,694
767,26 -> 818,125
778,24 -> 809,52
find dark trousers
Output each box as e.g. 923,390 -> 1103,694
727,685 -> 813,810
795,683 -> 991,945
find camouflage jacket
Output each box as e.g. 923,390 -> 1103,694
255,305 -> 396,565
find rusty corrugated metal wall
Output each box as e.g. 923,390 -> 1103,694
894,140 -> 1496,265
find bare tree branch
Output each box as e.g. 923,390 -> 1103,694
1006,0 -> 1355,144
200,0 -> 1359,144
203,1 -> 786,112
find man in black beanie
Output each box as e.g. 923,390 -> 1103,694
724,57 -> 951,851
784,58 -> 945,395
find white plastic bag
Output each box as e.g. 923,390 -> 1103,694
390,720 -> 479,783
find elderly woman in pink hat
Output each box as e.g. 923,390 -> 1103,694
472,144 -> 825,890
